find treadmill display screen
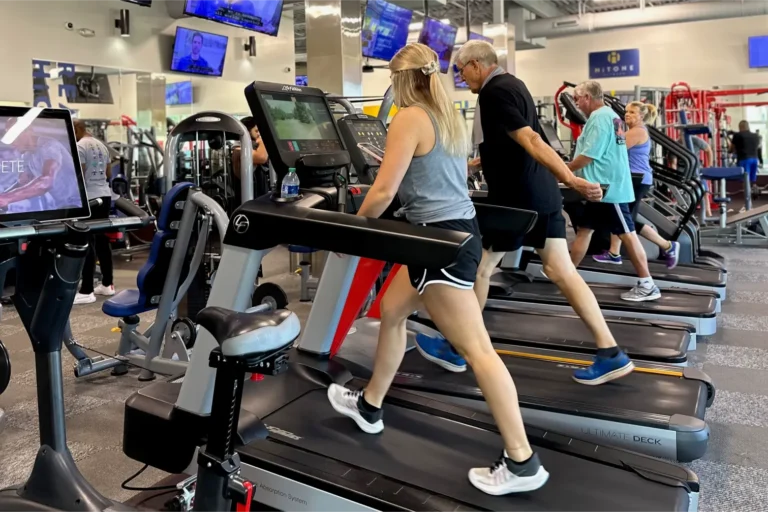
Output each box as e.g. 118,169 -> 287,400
261,92 -> 342,153
0,108 -> 90,223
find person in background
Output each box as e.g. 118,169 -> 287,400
756,129 -> 764,168
730,121 -> 761,186
568,81 -> 661,303
592,101 -> 680,269
419,40 -> 632,387
232,116 -> 270,200
326,43 -> 550,496
73,119 -> 115,305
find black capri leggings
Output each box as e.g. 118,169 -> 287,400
629,181 -> 651,234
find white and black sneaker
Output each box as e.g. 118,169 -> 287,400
469,452 -> 549,496
621,283 -> 662,302
327,384 -> 384,434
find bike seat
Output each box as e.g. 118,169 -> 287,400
196,307 -> 300,357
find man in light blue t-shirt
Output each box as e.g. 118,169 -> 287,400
567,80 -> 661,302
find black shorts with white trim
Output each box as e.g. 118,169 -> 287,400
576,201 -> 636,235
407,217 -> 482,295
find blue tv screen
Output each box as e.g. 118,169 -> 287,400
295,75 -> 308,86
184,0 -> 283,37
418,17 -> 458,73
170,27 -> 228,77
749,35 -> 768,68
454,32 -> 493,88
361,0 -> 413,62
166,82 -> 193,105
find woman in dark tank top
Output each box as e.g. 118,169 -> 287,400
325,43 -> 549,496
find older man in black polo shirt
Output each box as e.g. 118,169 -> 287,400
414,40 -> 634,386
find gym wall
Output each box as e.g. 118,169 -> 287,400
516,14 -> 768,97
0,0 -> 296,112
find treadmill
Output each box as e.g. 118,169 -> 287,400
121,82 -> 701,511
519,184 -> 727,301
337,114 -> 697,360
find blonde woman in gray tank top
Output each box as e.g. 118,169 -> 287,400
326,43 -> 549,496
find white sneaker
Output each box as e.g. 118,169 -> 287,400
468,453 -> 549,496
94,284 -> 115,296
327,384 -> 383,434
74,293 -> 96,305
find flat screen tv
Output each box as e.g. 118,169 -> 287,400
749,35 -> 768,68
121,0 -> 152,6
184,0 -> 283,37
170,27 -> 228,77
295,75 -> 308,87
454,32 -> 493,89
166,82 -> 193,105
361,0 -> 413,62
418,17 -> 458,73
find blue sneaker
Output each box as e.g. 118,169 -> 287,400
662,241 -> 680,270
573,351 -> 635,385
414,333 -> 467,372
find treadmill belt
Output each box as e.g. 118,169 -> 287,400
504,280 -> 717,316
399,351 -> 707,421
482,309 -> 688,362
260,390 -> 688,511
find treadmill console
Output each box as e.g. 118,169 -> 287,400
337,115 -> 387,186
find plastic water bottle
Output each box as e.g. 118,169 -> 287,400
281,167 -> 300,199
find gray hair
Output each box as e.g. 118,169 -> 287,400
575,80 -> 603,100
454,40 -> 498,67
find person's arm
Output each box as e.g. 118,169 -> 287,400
567,154 -> 593,173
0,158 -> 58,207
356,108 -> 420,219
483,90 -> 602,200
252,136 -> 268,165
625,126 -> 645,149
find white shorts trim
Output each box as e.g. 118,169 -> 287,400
419,279 -> 475,295
613,203 -> 631,234
440,268 -> 474,286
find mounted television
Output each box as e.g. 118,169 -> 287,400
295,75 -> 308,87
454,32 -> 493,89
184,0 -> 283,37
749,35 -> 768,68
418,17 -> 458,73
170,27 -> 228,77
166,82 -> 193,105
361,0 -> 413,62
121,0 -> 152,6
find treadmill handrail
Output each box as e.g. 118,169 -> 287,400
0,216 -> 153,242
223,195 -> 480,269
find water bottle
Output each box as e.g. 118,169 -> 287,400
280,167 -> 300,199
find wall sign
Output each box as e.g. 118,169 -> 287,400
32,60 -> 77,111
589,49 -> 640,79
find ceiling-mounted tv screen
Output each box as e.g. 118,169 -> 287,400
170,27 -> 228,77
184,0 -> 283,37
166,81 -> 193,105
418,17 -> 458,73
295,75 -> 308,87
749,35 -> 768,68
361,0 -> 413,62
454,32 -> 494,89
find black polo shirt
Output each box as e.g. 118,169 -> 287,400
478,73 -> 562,214
732,131 -> 761,161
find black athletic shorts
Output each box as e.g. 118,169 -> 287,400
578,202 -> 636,235
483,209 -> 566,252
408,217 -> 482,295
629,183 -> 651,233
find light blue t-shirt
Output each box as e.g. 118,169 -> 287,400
575,106 -> 634,204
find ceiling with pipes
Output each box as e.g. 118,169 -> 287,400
291,0 -> 717,60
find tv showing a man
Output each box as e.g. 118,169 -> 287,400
0,117 -> 82,214
176,32 -> 212,74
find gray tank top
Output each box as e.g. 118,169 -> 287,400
396,106 -> 475,224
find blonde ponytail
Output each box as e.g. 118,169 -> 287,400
389,43 -> 470,157
629,101 -> 658,124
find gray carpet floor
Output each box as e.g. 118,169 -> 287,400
1,244 -> 767,511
